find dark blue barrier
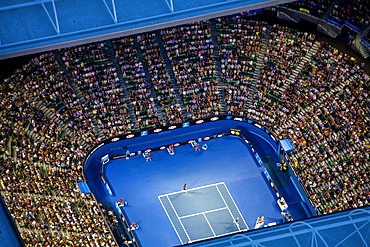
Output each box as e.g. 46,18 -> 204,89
327,18 -> 341,27
263,168 -> 271,181
344,21 -> 360,32
300,201 -> 313,218
83,115 -> 279,179
240,134 -> 264,166
362,37 -> 370,48
263,168 -> 281,201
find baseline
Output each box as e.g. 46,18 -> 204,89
161,182 -> 225,197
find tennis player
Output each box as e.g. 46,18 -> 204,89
235,217 -> 239,227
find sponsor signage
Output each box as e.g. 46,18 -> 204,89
111,137 -> 119,142
84,115 -> 279,180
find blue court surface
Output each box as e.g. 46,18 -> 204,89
159,182 -> 248,244
104,136 -> 298,246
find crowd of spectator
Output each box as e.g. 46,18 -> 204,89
137,33 -> 184,125
1,73 -> 117,245
7,52 -> 98,146
60,42 -> 133,138
248,25 -> 315,127
113,38 -> 160,129
251,39 -> 370,216
286,0 -> 332,18
216,16 -> 267,115
329,0 -> 370,30
161,21 -> 222,119
285,42 -> 357,113
2,192 -> 116,246
286,74 -> 370,214
240,26 -> 369,215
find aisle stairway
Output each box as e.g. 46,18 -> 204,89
2,117 -> 50,160
279,73 -> 359,135
352,24 -> 370,59
2,118 -> 41,158
209,19 -> 227,114
282,72 -> 363,214
16,83 -> 65,134
105,40 -> 140,130
154,30 -> 188,120
322,0 -> 340,20
245,25 -> 273,110
132,36 -> 167,124
279,40 -> 321,94
361,25 -> 370,38
17,86 -> 70,141
9,60 -> 78,147
310,73 -> 358,111
53,51 -> 104,142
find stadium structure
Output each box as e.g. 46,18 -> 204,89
0,0 -> 370,247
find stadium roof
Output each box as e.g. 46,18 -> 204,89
187,207 -> 370,247
0,0 -> 292,59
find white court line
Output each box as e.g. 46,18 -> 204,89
158,197 -> 183,244
158,182 -> 225,198
179,207 -> 228,219
159,182 -> 248,243
167,195 -> 191,242
215,184 -> 240,231
220,182 -> 249,230
203,213 -> 216,236
192,229 -> 247,243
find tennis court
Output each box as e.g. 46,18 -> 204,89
159,182 -> 248,244
95,130 -> 303,247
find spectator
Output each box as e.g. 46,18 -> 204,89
60,42 -> 133,138
137,33 -> 184,125
161,21 -> 222,120
216,15 -> 267,115
113,38 -> 159,129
